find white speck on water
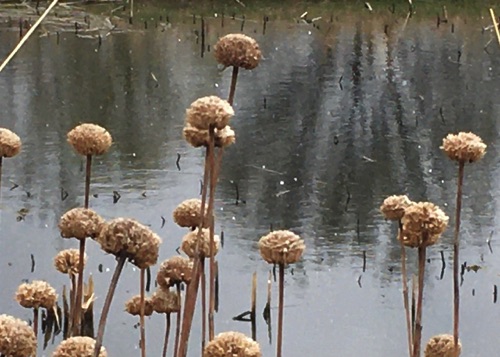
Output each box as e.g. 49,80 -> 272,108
308,31 -> 312,35
45,123 -> 49,127
402,80 -> 408,86
178,38 -> 181,42
232,216 -> 236,220
418,145 -> 421,149
262,165 -> 266,169
428,169 -> 432,173
214,13 -> 218,17
215,83 -> 219,88
294,177 -> 298,182
444,203 -> 448,207
132,153 -> 136,157
105,268 -> 110,272
220,207 -> 224,211
441,180 -> 445,183
279,180 -> 284,185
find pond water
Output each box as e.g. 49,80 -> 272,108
1,4 -> 500,357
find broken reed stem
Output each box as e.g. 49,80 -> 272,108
228,66 -> 239,106
411,275 -> 416,340
453,161 -> 465,356
277,263 -> 285,357
69,273 -> 76,334
173,283 -> 182,357
73,238 -> 86,336
93,253 -> 127,357
490,8 -> 500,47
201,258 -> 207,352
33,308 -> 39,338
251,272 -> 257,340
413,246 -> 427,357
398,221 -> 412,357
140,268 -> 146,357
162,313 -> 171,357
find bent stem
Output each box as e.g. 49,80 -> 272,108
227,66 -> 239,106
33,308 -> 39,338
140,268 -> 146,357
453,161 -> 465,355
162,313 -> 171,357
413,246 -> 427,357
173,283 -> 183,357
94,253 -> 127,357
398,221 -> 412,357
277,263 -> 285,357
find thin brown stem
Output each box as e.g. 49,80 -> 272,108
162,313 -> 171,357
68,273 -> 76,334
140,268 -> 146,357
174,283 -> 183,357
201,258 -> 207,352
33,308 -> 39,338
277,263 -> 285,357
413,246 -> 427,357
0,157 -> 3,204
398,221 -> 412,357
94,253 -> 127,357
227,66 -> 239,106
453,161 -> 465,356
208,139 -> 218,342
84,154 -> 92,208
73,238 -> 86,336
251,272 -> 257,341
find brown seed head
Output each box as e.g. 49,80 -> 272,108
0,314 -> 36,357
400,202 -> 449,248
157,256 -> 193,288
124,295 -> 154,316
181,228 -> 220,259
53,336 -> 107,357
258,230 -> 305,265
151,288 -> 180,314
185,96 -> 234,131
0,128 -> 22,158
380,195 -> 413,221
183,124 -> 236,149
15,280 -> 58,310
204,331 -> 262,357
54,249 -> 87,275
441,132 -> 486,163
173,198 -> 210,229
424,334 -> 461,357
214,34 -> 262,70
67,123 -> 112,156
59,208 -> 104,240
97,218 -> 162,269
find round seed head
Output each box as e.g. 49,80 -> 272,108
53,336 -> 107,357
214,34 -> 262,70
441,132 -> 486,163
181,228 -> 220,259
157,256 -> 193,288
0,314 -> 36,357
54,249 -> 87,275
97,218 -> 162,269
59,208 -> 104,240
67,123 -> 112,156
124,295 -> 154,316
185,96 -> 234,131
183,125 -> 236,148
204,331 -> 261,357
258,230 -> 305,265
151,288 -> 180,314
400,202 -> 449,248
380,195 -> 413,221
424,334 -> 461,357
173,198 -> 209,229
15,280 -> 58,310
0,128 -> 21,158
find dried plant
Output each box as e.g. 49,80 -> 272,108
424,334 -> 461,357
0,127 -> 21,203
173,198 -> 210,229
152,288 -> 181,357
54,336 -> 107,357
203,331 -> 261,357
0,314 -> 36,357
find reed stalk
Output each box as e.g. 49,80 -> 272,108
173,283 -> 182,357
277,263 -> 285,357
398,221 -> 412,357
413,246 -> 427,357
251,272 -> 257,340
228,66 -> 239,106
201,258 -> 207,350
490,8 -> 500,47
140,268 -> 146,357
33,308 -> 39,338
0,157 -> 3,203
162,313 -> 171,357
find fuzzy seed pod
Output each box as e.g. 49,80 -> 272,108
173,198 -> 209,229
441,132 -> 486,163
183,124 -> 236,148
258,230 -> 305,265
400,202 -> 449,248
15,280 -> 58,310
0,314 -> 37,357
124,295 -> 154,316
380,195 -> 413,221
97,218 -> 162,269
54,249 -> 87,275
204,331 -> 261,357
157,256 -> 193,288
185,96 -> 234,131
181,228 -> 220,258
214,34 -> 262,70
424,334 -> 461,357
0,128 -> 22,158
59,208 -> 104,240
67,123 -> 112,156
151,288 -> 180,314
53,336 -> 107,357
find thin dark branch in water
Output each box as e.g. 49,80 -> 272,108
232,181 -> 240,205
146,267 -> 151,292
357,275 -> 362,288
440,250 -> 446,280
487,231 -> 493,254
338,75 -> 343,90
494,285 -> 497,303
30,254 -> 35,273
232,311 -> 251,322
439,106 -> 445,124
113,191 -> 121,204
176,153 -> 181,171
161,216 -> 166,229
220,231 -> 224,248
345,186 -> 351,212
61,187 -> 68,201
362,251 -> 366,272
9,180 -> 19,190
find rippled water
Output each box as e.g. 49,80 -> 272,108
1,6 -> 500,357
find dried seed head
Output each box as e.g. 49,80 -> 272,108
151,288 -> 180,314
53,336 -> 107,357
54,249 -> 87,275
97,218 -> 162,269
204,331 -> 262,357
214,34 -> 262,70
124,295 -> 154,316
441,132 -> 486,163
0,314 -> 36,357
183,124 -> 236,148
380,195 -> 413,221
59,208 -> 104,240
0,128 -> 22,158
67,123 -> 112,156
173,198 -> 209,229
15,280 -> 58,310
185,96 -> 234,131
424,334 -> 461,357
258,230 -> 305,265
157,256 -> 193,288
181,228 -> 220,259
400,202 -> 449,248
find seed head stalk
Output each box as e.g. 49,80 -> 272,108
413,244 -> 428,357
140,268 -> 146,357
277,263 -> 285,357
398,220 -> 413,357
162,313 -> 172,357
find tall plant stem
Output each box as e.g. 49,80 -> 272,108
0,157 -> 3,204
33,308 -> 39,338
228,66 -> 239,105
140,268 -> 146,357
413,246 -> 427,357
68,273 -> 76,334
94,253 -> 127,357
84,154 -> 92,208
201,258 -> 207,351
398,221 -> 412,357
453,161 -> 465,355
173,283 -> 183,357
162,313 -> 171,357
277,263 -> 285,357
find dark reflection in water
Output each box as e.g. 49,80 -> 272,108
0,11 -> 499,357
